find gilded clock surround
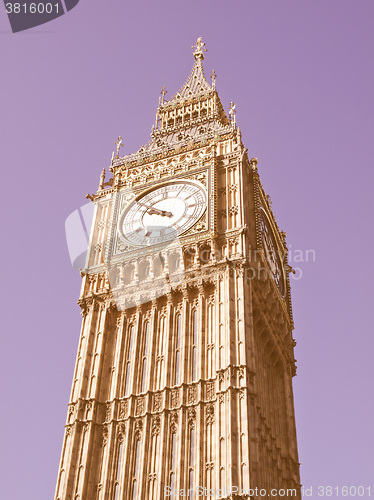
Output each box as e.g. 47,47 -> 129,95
55,38 -> 301,500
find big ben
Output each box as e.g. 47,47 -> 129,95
55,38 -> 301,500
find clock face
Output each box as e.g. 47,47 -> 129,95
259,208 -> 286,297
118,180 -> 207,247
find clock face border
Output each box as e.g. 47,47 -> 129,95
259,207 -> 287,298
117,179 -> 208,248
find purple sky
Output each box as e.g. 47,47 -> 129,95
1,1 -> 374,498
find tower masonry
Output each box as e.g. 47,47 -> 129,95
55,38 -> 301,500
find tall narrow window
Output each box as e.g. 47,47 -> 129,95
192,310 -> 198,382
189,427 -> 195,467
124,325 -> 135,397
188,469 -> 194,499
132,480 -> 137,500
171,432 -> 177,470
132,439 -> 141,500
207,304 -> 213,378
124,362 -> 131,397
134,439 -> 141,476
188,427 -> 195,500
169,432 -> 177,494
113,442 -> 123,500
140,322 -> 150,393
170,472 -> 175,493
174,314 -> 181,386
155,316 -> 165,390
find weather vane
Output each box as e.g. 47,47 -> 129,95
192,37 -> 207,61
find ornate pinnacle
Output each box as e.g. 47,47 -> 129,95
192,36 -> 207,62
99,167 -> 105,190
229,102 -> 236,126
159,86 -> 167,106
211,70 -> 217,89
115,136 -> 124,158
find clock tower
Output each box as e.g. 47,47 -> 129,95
55,38 -> 301,500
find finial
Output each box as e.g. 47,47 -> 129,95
250,157 -> 258,171
211,70 -> 217,89
115,136 -> 124,158
99,167 -> 105,190
159,86 -> 167,106
229,102 -> 236,126
192,37 -> 207,62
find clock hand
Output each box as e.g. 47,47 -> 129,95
149,208 -> 173,218
138,202 -> 173,217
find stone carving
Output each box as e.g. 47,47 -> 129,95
153,393 -> 162,412
159,306 -> 168,318
171,389 -> 179,408
136,397 -> 145,416
117,423 -> 125,440
206,403 -> 215,425
229,206 -> 239,215
119,401 -> 128,419
188,408 -> 196,424
170,412 -> 178,433
115,238 -> 135,254
191,297 -> 199,308
175,301 -> 183,312
152,416 -> 161,436
236,265 -> 245,277
195,221 -> 206,231
207,294 -> 215,306
115,147 -> 213,189
105,403 -> 111,422
190,172 -> 207,187
102,426 -> 109,446
135,419 -> 143,439
188,385 -> 197,404
206,381 -> 214,401
77,299 -> 90,317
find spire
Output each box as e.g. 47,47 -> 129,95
171,37 -> 211,101
111,38 -> 232,167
